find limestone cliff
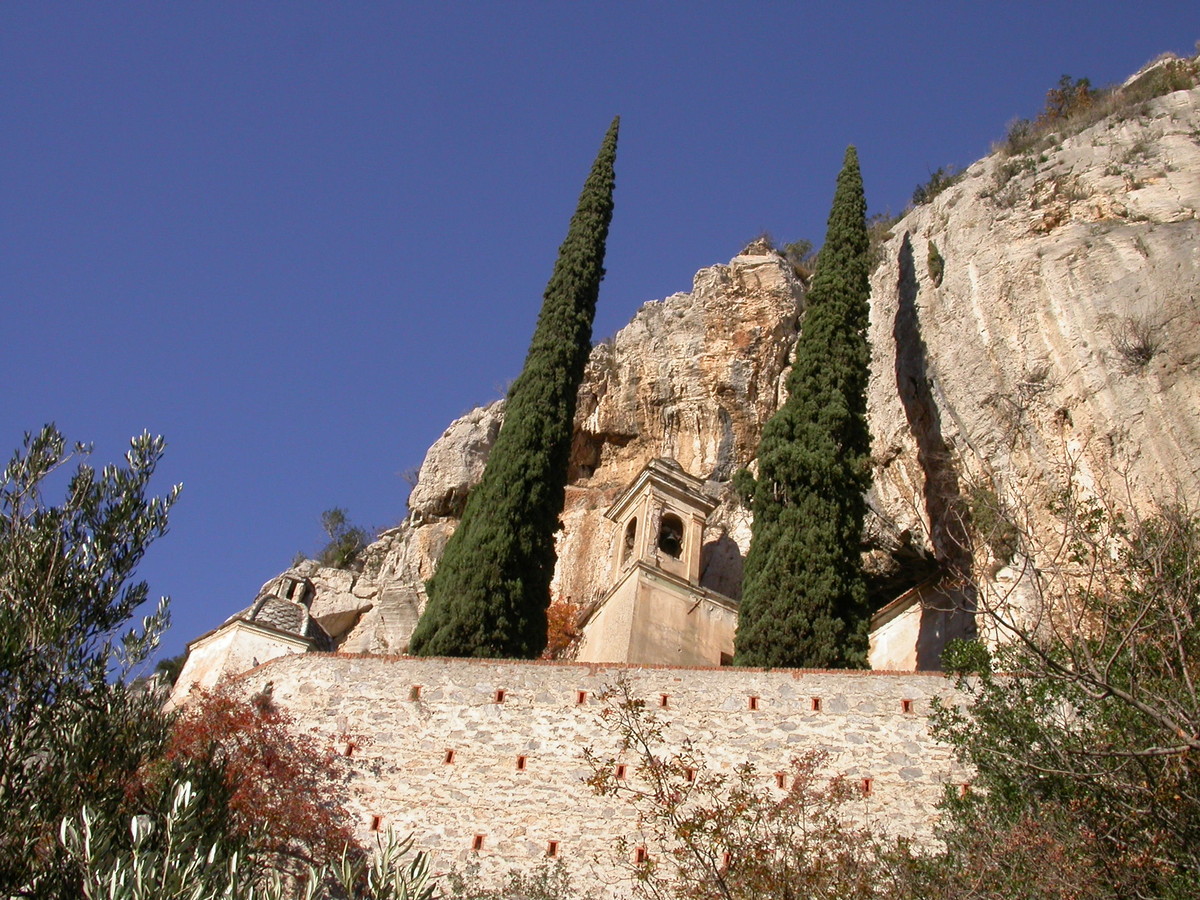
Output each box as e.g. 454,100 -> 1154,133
280,70 -> 1200,657
295,246 -> 803,652
869,79 -> 1200,580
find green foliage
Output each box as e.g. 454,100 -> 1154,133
0,425 -> 180,896
939,638 -> 991,676
442,859 -> 588,900
60,781 -> 436,900
999,60 -> 1199,161
982,155 -> 1036,203
735,147 -> 873,668
781,238 -> 819,282
932,495 -> 1200,897
0,427 -> 375,897
925,240 -> 944,287
911,166 -> 962,206
966,485 -> 1019,563
410,118 -> 619,659
1123,56 -> 1200,103
866,211 -> 899,271
153,652 -> 188,688
317,507 -> 370,569
731,467 -> 756,505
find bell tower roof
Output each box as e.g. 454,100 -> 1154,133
604,457 -> 717,524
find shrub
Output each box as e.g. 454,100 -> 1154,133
997,61 -> 1199,162
866,211 -> 900,271
148,684 -> 359,870
1110,314 -> 1161,370
933,491 -> 1200,896
782,238 -> 820,282
0,426 -> 178,896
1123,56 -> 1200,104
911,166 -> 962,206
966,486 -> 1019,564
317,507 -> 370,569
1038,75 -> 1096,126
926,241 -> 945,287
442,859 -> 588,900
584,679 -> 883,900
542,600 -> 582,659
988,156 -> 1036,194
60,784 -> 436,900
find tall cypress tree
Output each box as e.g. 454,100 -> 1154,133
734,146 -> 872,668
409,118 -> 619,658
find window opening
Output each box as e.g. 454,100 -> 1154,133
657,513 -> 684,559
443,749 -> 456,764
860,777 -> 873,796
615,764 -> 627,779
472,834 -> 485,852
634,847 -> 648,864
622,517 -> 638,564
811,697 -> 822,712
659,694 -> 670,708
516,755 -> 527,771
369,815 -> 382,832
775,772 -> 787,789
576,690 -> 588,705
409,685 -> 422,701
901,698 -> 914,714
546,840 -> 559,858
748,695 -> 759,711
494,689 -> 506,704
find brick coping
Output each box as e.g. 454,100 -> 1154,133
254,650 -> 949,678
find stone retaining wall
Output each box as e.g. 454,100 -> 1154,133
239,654 -> 967,894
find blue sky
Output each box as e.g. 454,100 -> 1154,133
3,3 -> 1196,664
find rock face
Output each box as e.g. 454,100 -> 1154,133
273,73 -> 1200,657
292,249 -> 804,652
868,81 -> 1200,583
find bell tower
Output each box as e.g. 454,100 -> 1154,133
575,458 -> 737,666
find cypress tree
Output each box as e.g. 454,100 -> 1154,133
409,118 -> 619,658
734,146 -> 873,668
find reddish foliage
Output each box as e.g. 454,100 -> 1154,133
542,601 -> 582,659
146,684 -> 361,867
1037,75 -> 1095,126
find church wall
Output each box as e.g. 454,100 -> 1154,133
236,653 -> 967,895
170,622 -> 309,708
869,600 -> 921,671
627,570 -> 735,666
575,567 -> 639,663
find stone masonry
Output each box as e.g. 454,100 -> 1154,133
237,653 -> 967,894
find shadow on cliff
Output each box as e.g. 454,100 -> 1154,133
893,233 -> 977,668
700,533 -> 743,600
